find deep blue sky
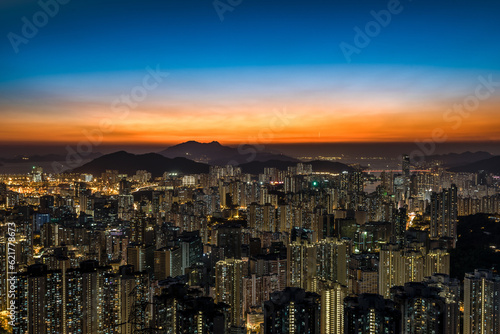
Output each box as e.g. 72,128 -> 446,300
1,0 -> 500,80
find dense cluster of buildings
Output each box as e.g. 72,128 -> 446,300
0,155 -> 499,333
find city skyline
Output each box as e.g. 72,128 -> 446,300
2,1 -> 500,333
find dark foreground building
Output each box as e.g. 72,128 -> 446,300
263,287 -> 320,334
344,293 -> 400,334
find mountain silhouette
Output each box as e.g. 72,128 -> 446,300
448,155 -> 500,174
72,151 -> 209,177
159,141 -> 298,165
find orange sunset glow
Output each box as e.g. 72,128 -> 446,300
2,95 -> 500,145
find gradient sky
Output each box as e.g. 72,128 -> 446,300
1,0 -> 500,146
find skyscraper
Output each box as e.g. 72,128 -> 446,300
0,242 -> 8,311
393,207 -> 407,245
287,239 -> 316,291
379,244 -> 406,299
216,223 -> 242,260
65,260 -> 112,333
402,154 -> 411,201
379,244 -> 450,299
430,185 -> 458,245
423,274 -> 460,334
318,280 -> 347,334
14,264 -> 64,334
99,265 -> 150,333
425,248 -> 450,278
154,246 -> 182,281
463,269 -> 500,334
179,230 -> 203,273
215,258 -> 244,328
127,244 -> 146,272
117,265 -> 150,334
287,237 -> 348,292
315,238 -> 348,286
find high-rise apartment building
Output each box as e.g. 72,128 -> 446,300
216,223 -> 242,260
14,264 -> 64,334
402,154 -> 411,201
463,269 -> 500,334
215,258 -> 244,328
316,238 -> 348,286
287,238 -> 348,292
65,260 -> 112,333
423,273 -> 460,334
317,280 -> 347,334
154,246 -> 182,280
379,244 -> 450,298
287,239 -> 316,291
430,185 -> 458,244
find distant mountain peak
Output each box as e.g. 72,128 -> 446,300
174,140 -> 221,145
109,150 -> 130,156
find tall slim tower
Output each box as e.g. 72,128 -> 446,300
215,258 -> 244,327
379,244 -> 405,299
402,154 -> 411,201
318,280 -> 347,334
393,207 -> 407,245
430,185 -> 458,245
287,239 -> 316,291
316,238 -> 348,286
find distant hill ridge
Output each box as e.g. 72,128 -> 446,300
448,155 -> 500,174
72,151 -> 209,177
425,151 -> 493,167
158,141 -> 298,165
72,147 -> 354,177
